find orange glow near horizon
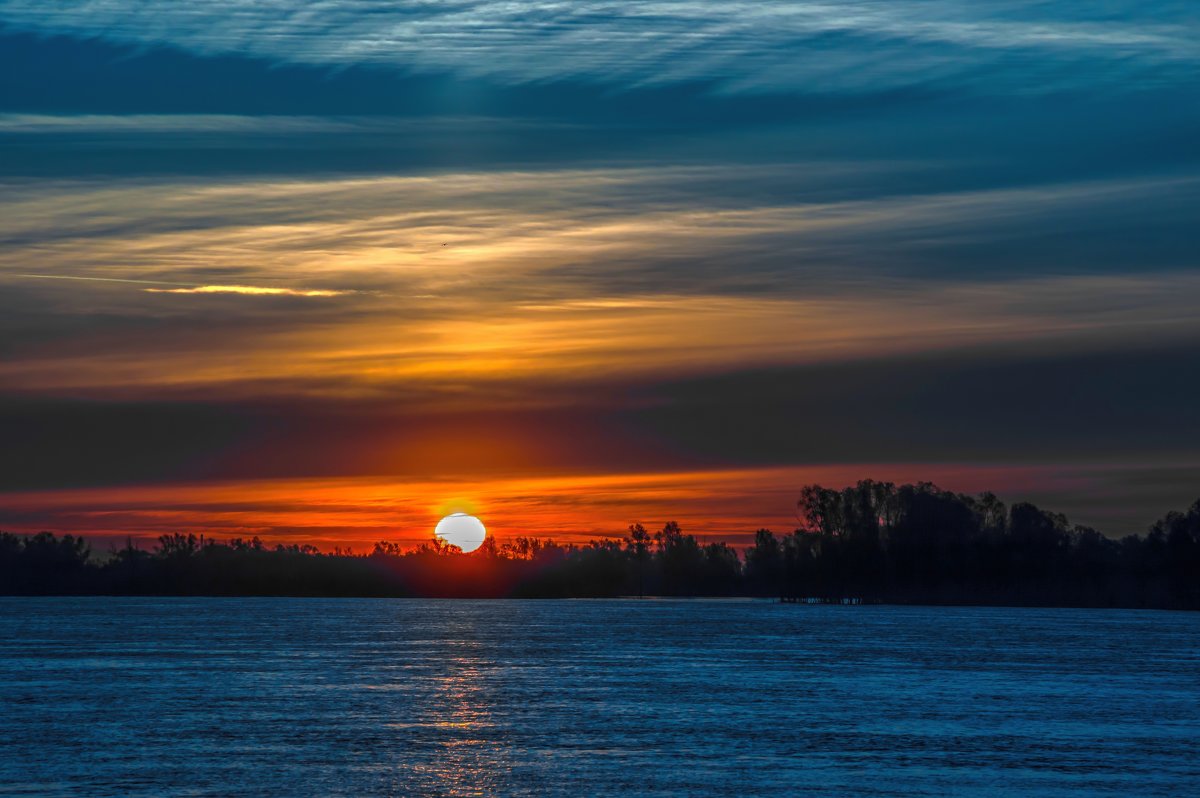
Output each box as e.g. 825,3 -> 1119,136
0,462 -> 1128,553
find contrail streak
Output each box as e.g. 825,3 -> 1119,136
6,272 -> 191,287
6,272 -> 347,297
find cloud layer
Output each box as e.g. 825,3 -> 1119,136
2,167 -> 1198,400
2,1 -> 1196,94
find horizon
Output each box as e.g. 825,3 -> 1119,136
7,468 -> 1190,554
5,466 -> 1197,555
7,478 -> 1196,608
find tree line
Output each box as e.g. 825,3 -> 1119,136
2,481 -> 1198,608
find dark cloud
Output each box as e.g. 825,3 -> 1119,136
631,341 -> 1200,465
4,340 -> 1198,486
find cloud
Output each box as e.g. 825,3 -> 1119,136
3,28 -> 1195,191
143,285 -> 347,297
0,113 -> 365,135
3,167 -> 1195,289
7,338 -> 1200,479
1,167 -> 1198,397
1,1 -> 1195,95
0,112 -> 571,137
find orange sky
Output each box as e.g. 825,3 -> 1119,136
0,462 -> 1165,553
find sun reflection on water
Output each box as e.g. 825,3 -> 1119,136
402,625 -> 509,797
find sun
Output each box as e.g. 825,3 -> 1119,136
434,512 -> 487,553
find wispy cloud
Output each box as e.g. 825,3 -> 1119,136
144,285 -> 347,297
1,166 -> 1197,398
0,113 -> 563,135
0,113 -> 358,135
5,271 -> 1200,398
2,167 -> 1195,297
1,1 -> 1195,95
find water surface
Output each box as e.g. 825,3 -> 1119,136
1,599 -> 1197,797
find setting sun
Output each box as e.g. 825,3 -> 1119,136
434,512 -> 487,553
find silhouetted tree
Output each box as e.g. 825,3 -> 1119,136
744,529 -> 782,596
655,522 -> 705,595
625,523 -> 653,596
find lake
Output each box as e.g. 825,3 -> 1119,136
1,599 -> 1197,797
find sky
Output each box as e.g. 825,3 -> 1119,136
1,1 -> 1198,550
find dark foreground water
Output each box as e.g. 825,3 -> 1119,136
1,599 -> 1198,797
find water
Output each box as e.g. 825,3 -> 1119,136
1,599 -> 1197,797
